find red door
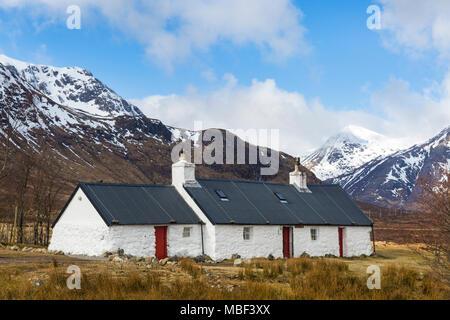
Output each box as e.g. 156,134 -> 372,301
283,227 -> 291,258
338,228 -> 344,257
155,226 -> 168,259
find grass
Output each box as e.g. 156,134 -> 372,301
0,244 -> 448,300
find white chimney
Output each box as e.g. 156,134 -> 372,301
289,157 -> 311,193
172,151 -> 197,187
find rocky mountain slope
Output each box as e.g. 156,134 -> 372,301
0,54 -> 142,117
328,127 -> 449,208
0,55 -> 319,213
303,125 -> 402,180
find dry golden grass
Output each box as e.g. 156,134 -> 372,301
0,244 -> 448,300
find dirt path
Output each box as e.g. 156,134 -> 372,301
0,249 -> 106,264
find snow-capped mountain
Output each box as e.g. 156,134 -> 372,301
0,55 -> 310,191
328,127 -> 449,208
303,125 -> 403,180
0,54 -> 142,117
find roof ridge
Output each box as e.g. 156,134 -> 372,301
196,177 -> 287,186
79,182 -> 173,187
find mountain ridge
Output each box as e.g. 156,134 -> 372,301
303,125 -> 403,180
328,126 -> 449,208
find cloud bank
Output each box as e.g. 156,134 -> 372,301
0,0 -> 309,70
378,0 -> 450,59
131,74 -> 450,156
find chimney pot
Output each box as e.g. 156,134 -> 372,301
289,156 -> 311,193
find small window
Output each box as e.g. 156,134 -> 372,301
183,227 -> 192,238
274,192 -> 288,203
215,189 -> 229,201
310,228 -> 318,241
243,227 -> 252,240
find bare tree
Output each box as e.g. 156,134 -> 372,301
12,151 -> 35,243
418,169 -> 449,285
31,145 -> 63,245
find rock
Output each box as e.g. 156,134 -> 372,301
117,248 -> 124,256
101,251 -> 113,258
243,259 -> 252,265
108,254 -> 118,261
300,252 -> 310,258
159,258 -> 169,266
167,261 -> 176,265
193,255 -> 206,263
231,254 -> 241,260
215,258 -> 224,263
33,280 -> 45,287
233,258 -> 243,266
112,256 -> 124,263
152,258 -> 159,265
267,254 -> 275,261
145,256 -> 154,264
11,245 -> 19,251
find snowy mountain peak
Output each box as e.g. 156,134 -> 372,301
341,125 -> 385,141
303,126 -> 403,180
329,126 -> 449,209
0,54 -> 142,117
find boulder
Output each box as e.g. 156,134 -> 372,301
231,254 -> 241,260
159,257 -> 169,266
112,256 -> 124,263
101,251 -> 113,258
145,256 -> 154,264
233,258 -> 243,266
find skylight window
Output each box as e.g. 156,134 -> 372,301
215,189 -> 229,201
274,192 -> 288,203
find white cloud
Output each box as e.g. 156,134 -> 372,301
370,71 -> 450,145
201,69 -> 217,83
131,74 -> 449,156
378,0 -> 450,59
0,0 -> 309,70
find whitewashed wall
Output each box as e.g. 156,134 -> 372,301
293,226 -> 340,257
108,225 -> 155,257
293,226 -> 373,257
174,185 -> 216,258
167,225 -> 203,257
214,225 -> 283,260
343,226 -> 373,257
48,188 -> 110,256
109,224 -> 202,257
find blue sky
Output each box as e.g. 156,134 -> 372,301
0,0 -> 449,154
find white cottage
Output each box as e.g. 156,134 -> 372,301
49,156 -> 375,259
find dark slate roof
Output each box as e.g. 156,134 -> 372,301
53,183 -> 202,227
184,178 -> 373,226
